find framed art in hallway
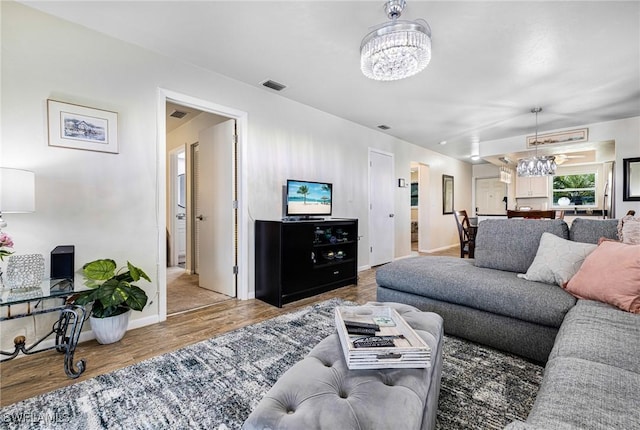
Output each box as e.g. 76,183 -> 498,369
47,99 -> 118,153
442,174 -> 454,214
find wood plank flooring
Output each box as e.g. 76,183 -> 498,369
0,248 -> 458,407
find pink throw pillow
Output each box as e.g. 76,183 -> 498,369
563,241 -> 640,313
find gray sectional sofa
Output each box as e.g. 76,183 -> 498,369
376,217 -> 640,429
377,218 -> 619,363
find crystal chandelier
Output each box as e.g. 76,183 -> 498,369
360,0 -> 432,81
517,108 -> 557,177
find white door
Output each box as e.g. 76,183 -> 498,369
476,177 -> 507,215
196,119 -> 236,296
369,149 -> 394,266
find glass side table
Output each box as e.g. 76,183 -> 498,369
0,278 -> 86,378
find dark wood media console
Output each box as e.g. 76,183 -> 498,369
255,219 -> 358,307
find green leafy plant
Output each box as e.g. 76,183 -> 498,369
71,259 -> 150,318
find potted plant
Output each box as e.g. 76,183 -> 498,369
71,259 -> 150,344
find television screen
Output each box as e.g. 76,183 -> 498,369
286,180 -> 332,217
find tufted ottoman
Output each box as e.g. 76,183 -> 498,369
242,302 -> 444,430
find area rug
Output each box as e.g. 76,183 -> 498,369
0,298 -> 543,429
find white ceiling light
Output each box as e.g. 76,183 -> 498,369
517,108 -> 557,177
360,0 -> 432,81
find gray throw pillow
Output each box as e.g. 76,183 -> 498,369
518,232 -> 597,286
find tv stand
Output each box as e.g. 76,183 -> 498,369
255,219 -> 358,307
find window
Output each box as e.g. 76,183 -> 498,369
552,172 -> 596,207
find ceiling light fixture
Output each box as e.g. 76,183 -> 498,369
360,0 -> 432,81
517,108 -> 557,177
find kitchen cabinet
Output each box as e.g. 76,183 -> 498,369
515,176 -> 549,198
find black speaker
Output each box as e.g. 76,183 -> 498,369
51,245 -> 74,279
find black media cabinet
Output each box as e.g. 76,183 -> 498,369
255,219 -> 358,307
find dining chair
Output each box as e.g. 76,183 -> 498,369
453,210 -> 471,258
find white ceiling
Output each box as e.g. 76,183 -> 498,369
22,1 -> 640,163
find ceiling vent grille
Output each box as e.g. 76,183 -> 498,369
169,110 -> 188,119
261,80 -> 287,91
377,124 -> 391,130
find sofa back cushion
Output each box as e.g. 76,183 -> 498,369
569,218 -> 619,244
474,219 -> 569,273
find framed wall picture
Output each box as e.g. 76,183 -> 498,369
47,99 -> 118,153
442,174 -> 454,214
526,128 -> 588,148
623,157 -> 640,201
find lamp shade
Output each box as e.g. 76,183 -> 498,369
0,167 -> 35,213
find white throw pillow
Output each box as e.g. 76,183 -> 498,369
517,232 -> 597,286
620,216 -> 640,245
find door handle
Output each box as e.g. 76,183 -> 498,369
196,215 -> 204,221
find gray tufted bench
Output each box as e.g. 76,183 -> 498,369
243,302 -> 444,430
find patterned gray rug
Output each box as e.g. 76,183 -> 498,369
0,298 -> 543,429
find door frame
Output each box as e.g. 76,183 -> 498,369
157,88 -> 249,322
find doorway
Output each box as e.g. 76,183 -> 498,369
162,94 -> 246,316
409,162 -> 430,253
475,177 -> 507,215
369,149 -> 394,266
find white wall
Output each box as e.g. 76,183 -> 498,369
1,2 -> 472,347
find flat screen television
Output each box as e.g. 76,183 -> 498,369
285,179 -> 332,219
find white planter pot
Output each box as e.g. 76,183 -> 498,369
90,310 -> 132,344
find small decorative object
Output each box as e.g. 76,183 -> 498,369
335,251 -> 345,259
0,232 -> 14,261
5,254 -> 45,289
323,251 -> 335,260
558,197 -> 571,206
70,259 -> 150,344
47,99 -> 118,154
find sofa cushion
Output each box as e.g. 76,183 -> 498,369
549,300 -> 640,373
569,217 -> 619,244
474,219 -> 569,274
517,232 -> 596,286
375,256 -> 576,328
563,241 -> 640,313
523,357 -> 640,429
619,215 -> 640,244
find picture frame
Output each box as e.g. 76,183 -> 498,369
527,128 -> 588,148
47,99 -> 118,154
442,175 -> 454,214
623,157 -> 640,201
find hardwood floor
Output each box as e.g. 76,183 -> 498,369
166,266 -> 231,315
0,247 -> 459,407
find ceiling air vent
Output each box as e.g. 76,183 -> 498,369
377,124 -> 391,130
261,80 -> 287,91
169,110 -> 188,119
